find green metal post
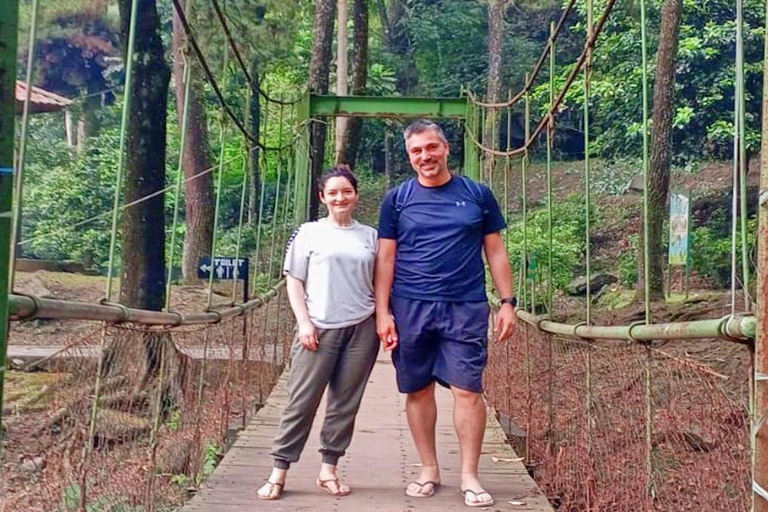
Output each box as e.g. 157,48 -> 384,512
0,0 -> 20,451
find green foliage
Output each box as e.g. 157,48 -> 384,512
61,483 -> 147,512
619,238 -> 639,287
504,194 -> 595,295
690,217 -> 757,288
533,0 -> 765,162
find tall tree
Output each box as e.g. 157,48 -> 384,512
337,0 -> 368,166
309,0 -> 336,219
335,0 -> 349,162
641,0 -> 684,299
118,0 -> 170,311
484,0 -> 505,179
172,0 -> 215,283
376,0 -> 417,93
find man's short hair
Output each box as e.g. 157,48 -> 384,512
403,120 -> 448,146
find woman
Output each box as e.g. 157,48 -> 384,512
257,166 -> 379,500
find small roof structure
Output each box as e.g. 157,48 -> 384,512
15,81 -> 73,114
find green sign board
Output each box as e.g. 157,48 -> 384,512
668,192 -> 690,266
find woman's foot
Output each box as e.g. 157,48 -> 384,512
405,464 -> 441,498
257,468 -> 287,500
316,463 -> 351,496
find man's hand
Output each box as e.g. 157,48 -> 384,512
495,303 -> 517,341
376,311 -> 399,351
298,319 -> 319,351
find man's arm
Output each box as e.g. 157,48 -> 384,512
483,231 -> 516,341
375,238 -> 398,350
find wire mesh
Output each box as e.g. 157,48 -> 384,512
486,320 -> 751,512
1,293 -> 291,512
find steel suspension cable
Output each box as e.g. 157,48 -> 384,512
547,21 -> 556,316
105,0 -> 140,302
523,73 -> 530,311
9,0 -> 40,286
470,0 -> 578,109
465,0 -> 619,158
737,0 -> 751,311
207,45 -> 230,310
252,100 -> 270,293
266,102 -> 286,287
640,0 -> 651,325
165,57 -> 193,311
208,0 -> 300,107
584,0 -> 593,326
231,140 -> 250,303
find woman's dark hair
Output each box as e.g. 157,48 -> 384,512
318,165 -> 358,195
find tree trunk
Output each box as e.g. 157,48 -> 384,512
335,0 -> 349,163
247,57 -> 261,226
172,0 -> 215,284
337,0 -> 368,167
309,0 -> 336,219
118,0 -> 170,311
484,0 -> 505,180
643,0 -> 683,300
387,0 -> 418,93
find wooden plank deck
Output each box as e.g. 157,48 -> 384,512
180,351 -> 554,512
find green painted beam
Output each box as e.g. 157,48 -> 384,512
0,0 -> 19,450
310,94 -> 467,119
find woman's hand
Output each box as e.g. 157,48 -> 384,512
298,319 -> 319,351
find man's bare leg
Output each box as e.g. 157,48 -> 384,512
452,386 -> 493,506
405,382 -> 441,496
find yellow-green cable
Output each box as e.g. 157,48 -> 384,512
584,0 -> 593,325
9,0 -> 39,287
547,21 -> 555,316
164,59 -> 192,311
231,141 -> 250,303
266,101 -> 286,286
640,0 -> 651,325
737,0 -> 750,311
105,0 -> 140,302
523,73 -> 530,312
206,44 -> 230,310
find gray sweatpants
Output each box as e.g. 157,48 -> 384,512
270,314 -> 378,469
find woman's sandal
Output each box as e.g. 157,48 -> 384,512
316,477 -> 351,497
256,480 -> 285,500
405,480 -> 441,498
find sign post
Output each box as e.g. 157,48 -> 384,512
198,257 -> 250,304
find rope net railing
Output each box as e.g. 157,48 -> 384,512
486,322 -> 752,511
3,0 -> 308,510
2,302 -> 293,512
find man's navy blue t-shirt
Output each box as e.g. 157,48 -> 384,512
378,175 -> 506,302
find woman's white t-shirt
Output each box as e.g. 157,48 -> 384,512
283,219 -> 377,329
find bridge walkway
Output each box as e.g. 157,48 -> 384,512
180,351 -> 554,512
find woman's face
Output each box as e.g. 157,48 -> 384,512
320,176 -> 358,216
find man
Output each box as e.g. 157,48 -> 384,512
375,120 -> 516,508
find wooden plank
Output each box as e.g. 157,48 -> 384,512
180,353 -> 555,512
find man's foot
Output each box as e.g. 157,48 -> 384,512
316,463 -> 351,497
460,476 -> 493,508
405,465 -> 441,498
256,468 -> 287,500
461,488 -> 494,508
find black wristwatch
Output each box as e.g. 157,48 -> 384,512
501,296 -> 517,308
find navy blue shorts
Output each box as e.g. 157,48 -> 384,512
390,297 -> 490,394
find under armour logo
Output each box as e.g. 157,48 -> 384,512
455,201 -> 466,207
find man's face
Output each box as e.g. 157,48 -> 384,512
405,129 -> 450,180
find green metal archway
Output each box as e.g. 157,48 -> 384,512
293,93 -> 480,223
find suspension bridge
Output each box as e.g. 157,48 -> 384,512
1,0 -> 766,510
